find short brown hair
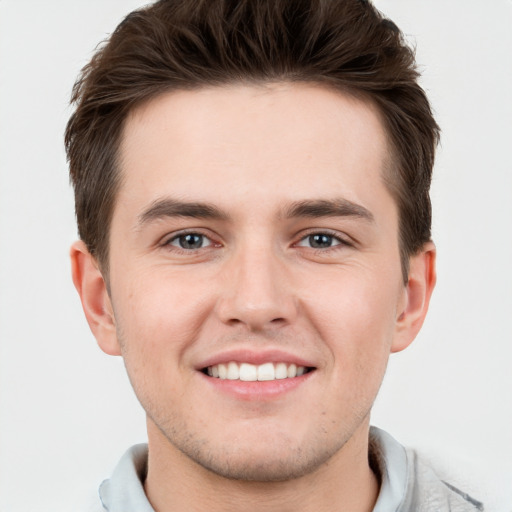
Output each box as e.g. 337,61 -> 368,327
65,0 -> 440,279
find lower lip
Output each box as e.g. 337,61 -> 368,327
198,371 -> 314,401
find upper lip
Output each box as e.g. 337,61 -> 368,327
196,348 -> 316,370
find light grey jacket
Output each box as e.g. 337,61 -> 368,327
98,427 -> 484,511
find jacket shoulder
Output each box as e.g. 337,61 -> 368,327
403,449 -> 484,512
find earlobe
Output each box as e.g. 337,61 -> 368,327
70,240 -> 121,356
391,242 -> 436,353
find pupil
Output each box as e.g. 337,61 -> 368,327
180,234 -> 203,249
310,234 -> 332,248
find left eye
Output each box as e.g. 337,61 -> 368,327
297,233 -> 342,249
168,233 -> 212,250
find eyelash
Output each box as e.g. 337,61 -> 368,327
161,229 -> 352,254
162,230 -> 219,253
294,230 -> 353,251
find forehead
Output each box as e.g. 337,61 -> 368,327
117,83 -> 392,216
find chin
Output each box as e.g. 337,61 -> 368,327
168,429 -> 347,482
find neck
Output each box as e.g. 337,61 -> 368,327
143,420 -> 379,512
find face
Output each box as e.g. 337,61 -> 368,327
77,84 -> 432,481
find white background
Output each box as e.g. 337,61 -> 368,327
0,1 -> 511,511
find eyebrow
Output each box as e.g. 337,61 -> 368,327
137,196 -> 374,227
138,198 -> 229,226
283,199 -> 374,222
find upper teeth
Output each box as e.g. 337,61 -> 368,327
206,362 -> 307,381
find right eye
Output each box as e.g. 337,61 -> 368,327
297,233 -> 341,249
167,233 -> 213,250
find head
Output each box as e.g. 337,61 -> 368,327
66,0 -> 439,281
68,0 -> 438,484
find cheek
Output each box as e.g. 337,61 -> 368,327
111,268 -> 214,364
303,268 -> 400,366
110,270 -> 213,413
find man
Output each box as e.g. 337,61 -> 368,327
66,0 -> 484,510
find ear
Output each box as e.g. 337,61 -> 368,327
391,242 -> 436,353
70,240 -> 121,356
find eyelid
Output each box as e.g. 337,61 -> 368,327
294,228 -> 353,248
168,233 -> 212,249
160,228 -> 221,249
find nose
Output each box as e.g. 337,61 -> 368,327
215,245 -> 298,331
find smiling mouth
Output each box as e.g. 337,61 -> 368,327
202,362 -> 314,382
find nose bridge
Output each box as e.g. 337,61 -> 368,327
217,235 -> 295,329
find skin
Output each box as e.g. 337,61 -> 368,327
71,83 -> 436,512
